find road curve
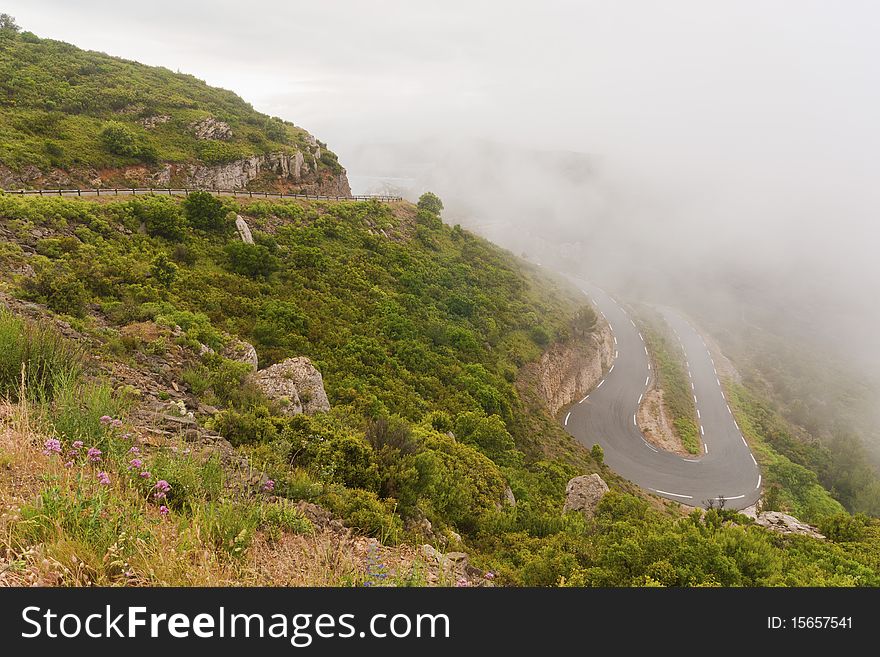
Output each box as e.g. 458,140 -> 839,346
563,282 -> 762,509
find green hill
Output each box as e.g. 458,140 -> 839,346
0,16 -> 348,194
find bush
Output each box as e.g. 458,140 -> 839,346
183,191 -> 228,232
131,197 -> 186,240
22,261 -> 88,317
224,242 -> 277,278
320,486 -> 402,543
100,121 -> 141,157
214,406 -> 281,446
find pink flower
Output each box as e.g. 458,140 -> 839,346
111,419 -> 124,429
99,415 -> 113,425
129,446 -> 140,454
154,480 -> 171,500
140,471 -> 151,479
72,440 -> 84,450
64,461 -> 74,468
87,447 -> 102,463
128,458 -> 143,470
455,577 -> 469,587
159,505 -> 170,517
97,471 -> 111,485
485,572 -> 495,580
262,479 -> 275,493
121,433 -> 133,441
42,438 -> 62,456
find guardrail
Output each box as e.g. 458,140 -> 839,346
1,187 -> 404,202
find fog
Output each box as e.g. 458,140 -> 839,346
7,1 -> 880,439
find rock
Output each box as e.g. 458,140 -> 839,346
752,511 -> 825,539
252,357 -> 331,416
421,544 -> 441,562
563,474 -> 609,518
504,485 -> 517,507
222,337 -> 259,370
192,117 -> 233,140
141,114 -> 171,129
235,215 -> 254,245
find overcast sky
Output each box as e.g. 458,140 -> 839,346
6,1 -> 880,382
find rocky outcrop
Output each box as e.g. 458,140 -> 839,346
252,357 -> 330,416
740,505 -> 825,539
563,474 -> 609,518
1,151 -> 352,197
528,320 -> 614,415
235,215 -> 254,244
222,337 -> 259,370
192,117 -> 233,140
141,115 -> 171,129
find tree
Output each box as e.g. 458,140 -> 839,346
417,192 -> 443,215
183,191 -> 228,231
224,242 -> 277,278
0,14 -> 20,33
591,443 -> 604,465
151,253 -> 179,288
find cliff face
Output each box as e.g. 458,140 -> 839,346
0,150 -> 352,196
529,320 -> 614,415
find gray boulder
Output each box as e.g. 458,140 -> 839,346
235,215 -> 254,244
252,357 -> 330,416
223,337 -> 259,370
563,474 -> 609,518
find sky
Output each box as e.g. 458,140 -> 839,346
5,1 -> 880,393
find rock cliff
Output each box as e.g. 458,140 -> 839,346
527,319 -> 614,415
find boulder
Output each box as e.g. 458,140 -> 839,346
563,474 -> 609,518
235,215 -> 254,244
222,337 -> 259,370
752,511 -> 825,539
252,357 -> 330,416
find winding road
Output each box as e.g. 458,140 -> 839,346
563,282 -> 762,509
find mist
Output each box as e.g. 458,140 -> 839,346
6,1 -> 880,440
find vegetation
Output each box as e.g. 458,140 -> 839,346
2,191 -> 880,586
0,16 -> 337,181
637,312 -> 700,454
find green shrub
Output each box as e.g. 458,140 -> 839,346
320,486 -> 402,544
100,121 -> 140,157
224,241 -> 278,278
22,260 -> 88,317
416,192 -> 443,215
131,196 -> 186,240
214,406 -> 281,446
183,191 -> 228,231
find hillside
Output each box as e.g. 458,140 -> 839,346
2,191 -> 880,586
0,17 -> 349,195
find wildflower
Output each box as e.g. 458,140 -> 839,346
485,571 -> 495,580
111,419 -> 124,429
262,479 -> 275,493
99,415 -> 113,425
97,471 -> 111,486
456,577 -> 469,587
64,461 -> 74,468
41,438 -> 62,456
140,471 -> 151,479
128,458 -> 143,470
154,480 -> 171,500
121,433 -> 132,440
71,440 -> 84,450
87,447 -> 102,463
129,446 -> 140,454
159,505 -> 170,517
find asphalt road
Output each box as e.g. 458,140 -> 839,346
563,282 -> 762,509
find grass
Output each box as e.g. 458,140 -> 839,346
636,313 -> 700,454
0,308 -> 83,403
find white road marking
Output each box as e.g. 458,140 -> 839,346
609,365 -> 615,373
645,442 -> 658,452
683,458 -> 700,463
693,395 -> 698,404
645,376 -> 650,386
644,346 -> 648,355
750,454 -> 757,466
579,394 -> 589,403
741,436 -> 748,447
727,404 -> 732,414
691,381 -> 695,390
633,414 -> 637,426
717,494 -> 746,501
613,336 -> 618,345
716,377 -> 721,386
597,380 -> 604,388
756,474 -> 762,489
638,332 -> 644,340
651,489 -> 693,500
631,319 -> 636,327
647,363 -> 651,370
685,361 -> 690,368
615,350 -> 619,358
700,425 -> 705,436
704,443 -> 709,454
696,409 -> 701,419
734,419 -> 740,430
638,393 -> 643,404
564,412 -> 571,426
